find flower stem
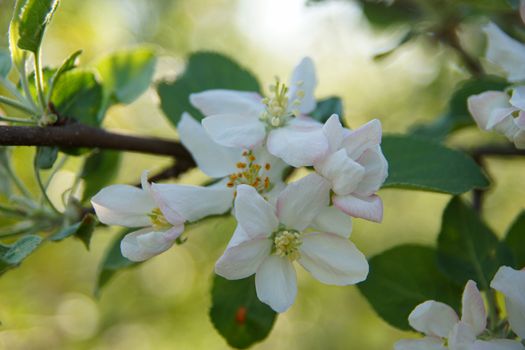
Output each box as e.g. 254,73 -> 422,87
0,115 -> 37,124
33,157 -> 61,215
19,62 -> 40,113
33,52 -> 47,110
0,153 -> 32,198
0,77 -> 27,104
0,95 -> 36,115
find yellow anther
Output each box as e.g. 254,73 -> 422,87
273,230 -> 302,261
149,208 -> 170,229
237,162 -> 247,169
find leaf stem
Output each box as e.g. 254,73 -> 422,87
19,61 -> 39,112
0,95 -> 37,115
0,153 -> 32,198
0,77 -> 27,103
33,52 -> 47,110
0,115 -> 37,124
33,156 -> 61,215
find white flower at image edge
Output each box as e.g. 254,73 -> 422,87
491,266 -> 525,340
395,280 -> 525,350
484,22 -> 525,83
215,173 -> 368,313
190,57 -> 332,167
91,171 -> 231,261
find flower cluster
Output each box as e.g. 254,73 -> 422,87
396,266 -> 525,350
91,57 -> 388,312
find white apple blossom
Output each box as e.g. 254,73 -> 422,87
215,173 -> 368,312
395,280 -> 525,350
491,266 -> 525,340
91,171 -> 231,261
467,88 -> 525,149
190,57 -> 334,167
484,23 -> 525,83
314,114 -> 388,222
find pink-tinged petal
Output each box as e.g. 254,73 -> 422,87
491,266 -> 525,338
394,337 -> 447,350
467,91 -> 515,131
298,232 -> 368,285
510,86 -> 525,110
322,114 -> 344,152
277,173 -> 331,231
448,322 -> 476,350
151,183 -> 234,222
314,149 -> 365,196
91,185 -> 155,227
461,280 -> 486,335
288,57 -> 317,114
234,185 -> 279,238
354,146 -> 389,196
189,89 -> 264,116
343,119 -> 382,160
484,23 -> 525,82
267,121 -> 330,167
333,194 -> 383,223
472,339 -> 525,350
202,114 -> 266,149
120,226 -> 183,262
215,238 -> 272,280
255,255 -> 297,313
312,206 -> 353,238
178,113 -> 241,177
408,300 -> 459,338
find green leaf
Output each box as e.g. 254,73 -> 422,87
17,0 -> 59,53
47,50 -> 82,97
358,244 -> 462,330
81,150 -> 121,203
0,48 -> 12,78
411,76 -> 509,140
96,47 -> 156,106
357,0 -> 422,28
310,97 -> 345,125
35,146 -> 58,169
210,275 -> 277,349
157,52 -> 260,126
505,210 -> 525,268
0,235 -> 42,274
9,0 -> 27,69
95,230 -> 139,297
50,68 -> 103,126
50,213 -> 97,250
437,197 -> 513,289
382,135 -> 489,194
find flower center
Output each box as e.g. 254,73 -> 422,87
227,150 -> 272,194
271,229 -> 302,261
259,77 -> 305,128
148,208 -> 170,230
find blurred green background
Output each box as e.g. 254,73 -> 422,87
0,0 -> 524,349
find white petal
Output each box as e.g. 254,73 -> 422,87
252,146 -> 288,184
491,266 -> 525,339
354,146 -> 389,196
408,300 -> 459,338
120,226 -> 183,262
151,183 -> 234,222
140,170 -> 151,193
461,280 -> 486,335
312,206 -> 353,238
215,238 -> 272,280
333,194 -> 383,223
234,184 -> 279,238
314,148 -> 365,196
298,232 -> 368,285
255,255 -> 297,313
448,322 -> 476,350
343,119 -> 383,160
515,129 -> 525,149
510,86 -> 525,110
189,89 -> 264,116
288,57 -> 317,114
178,113 -> 241,177
91,185 -> 154,227
467,91 -> 515,131
267,120 -> 330,167
494,117 -> 522,142
276,173 -> 331,231
472,339 -> 525,350
394,337 -> 447,350
484,22 -> 525,82
322,114 -> 344,152
202,113 -> 266,149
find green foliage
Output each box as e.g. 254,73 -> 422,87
50,214 -> 98,250
47,50 -> 82,97
505,210 -> 525,268
358,244 -> 462,330
0,48 -> 12,78
35,146 -> 58,170
210,275 -> 277,349
310,97 -> 345,125
17,0 -> 59,53
412,76 -> 509,140
356,0 -> 422,28
437,197 -> 513,289
157,52 -> 261,126
50,68 -> 104,126
81,150 -> 121,203
96,231 -> 139,297
381,135 -> 489,194
9,0 -> 27,69
96,47 -> 156,106
0,235 -> 42,274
